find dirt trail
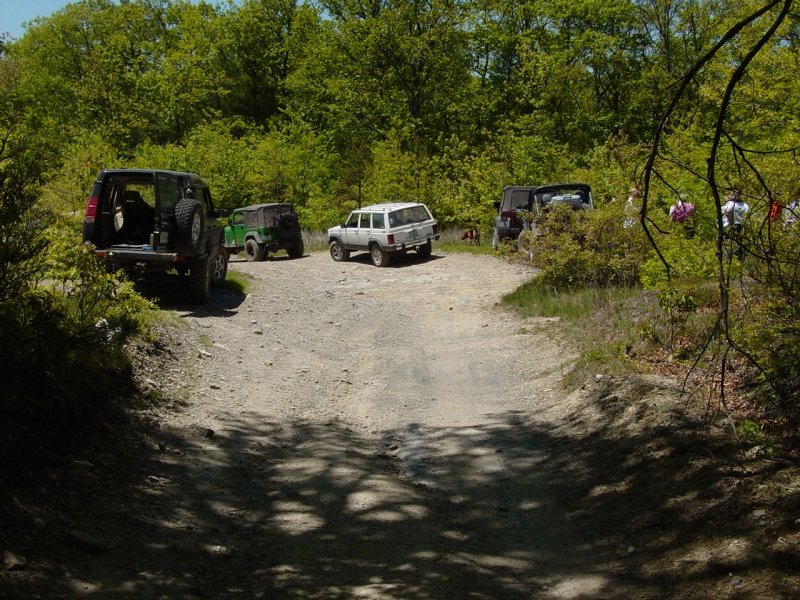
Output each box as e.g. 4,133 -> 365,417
3,249 -> 799,599
153,251 -> 608,599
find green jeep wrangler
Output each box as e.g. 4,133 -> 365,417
223,203 -> 304,261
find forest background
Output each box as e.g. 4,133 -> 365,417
1,0 -> 800,453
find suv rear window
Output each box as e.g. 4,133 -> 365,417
104,176 -> 157,208
389,206 -> 430,227
502,189 -> 531,212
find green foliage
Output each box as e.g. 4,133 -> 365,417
365,131 -> 424,204
39,133 -> 121,214
44,219 -> 156,337
503,278 -> 640,324
130,122 -> 341,228
655,287 -> 700,357
0,216 -> 156,453
639,235 -> 718,290
0,115 -> 154,454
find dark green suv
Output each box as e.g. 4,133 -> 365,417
82,169 -> 228,304
223,203 -> 304,261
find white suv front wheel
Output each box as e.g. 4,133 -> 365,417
329,239 -> 350,262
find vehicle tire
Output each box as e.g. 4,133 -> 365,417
188,254 -> 211,304
329,240 -> 349,262
370,243 -> 390,267
210,244 -> 228,287
277,212 -> 300,240
174,198 -> 204,255
244,238 -> 264,262
491,227 -> 499,250
287,238 -> 304,259
416,240 -> 432,259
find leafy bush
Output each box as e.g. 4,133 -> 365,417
2,217 -> 155,418
525,202 -> 650,290
734,281 -> 800,415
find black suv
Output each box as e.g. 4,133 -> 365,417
82,169 -> 228,304
223,203 -> 304,261
492,183 -> 593,248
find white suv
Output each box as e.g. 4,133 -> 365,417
327,202 -> 439,267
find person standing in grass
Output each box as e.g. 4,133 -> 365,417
722,189 -> 749,259
624,186 -> 640,228
669,193 -> 696,237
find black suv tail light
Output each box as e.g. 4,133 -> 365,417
84,195 -> 99,223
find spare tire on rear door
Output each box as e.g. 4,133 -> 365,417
277,212 -> 300,240
174,198 -> 204,255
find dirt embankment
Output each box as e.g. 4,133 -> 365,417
1,250 -> 799,599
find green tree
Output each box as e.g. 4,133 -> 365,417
216,0 -> 302,126
11,0 -> 227,150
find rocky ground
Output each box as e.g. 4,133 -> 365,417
1,249 -> 799,599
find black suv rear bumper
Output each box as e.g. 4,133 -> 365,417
97,245 -> 195,271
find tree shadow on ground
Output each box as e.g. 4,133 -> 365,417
133,273 -> 246,316
1,380 -> 798,598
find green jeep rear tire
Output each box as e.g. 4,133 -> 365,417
245,238 -> 264,262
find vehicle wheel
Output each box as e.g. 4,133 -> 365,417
188,254 -> 211,304
491,228 -> 499,250
174,198 -> 204,254
329,240 -> 349,262
370,243 -> 390,267
277,212 -> 300,240
210,244 -> 228,287
244,238 -> 264,262
416,240 -> 432,259
287,238 -> 304,258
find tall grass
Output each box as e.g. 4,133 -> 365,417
502,280 -> 639,322
303,229 -> 330,253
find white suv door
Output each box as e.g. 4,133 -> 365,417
355,212 -> 372,248
340,212 -> 360,248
